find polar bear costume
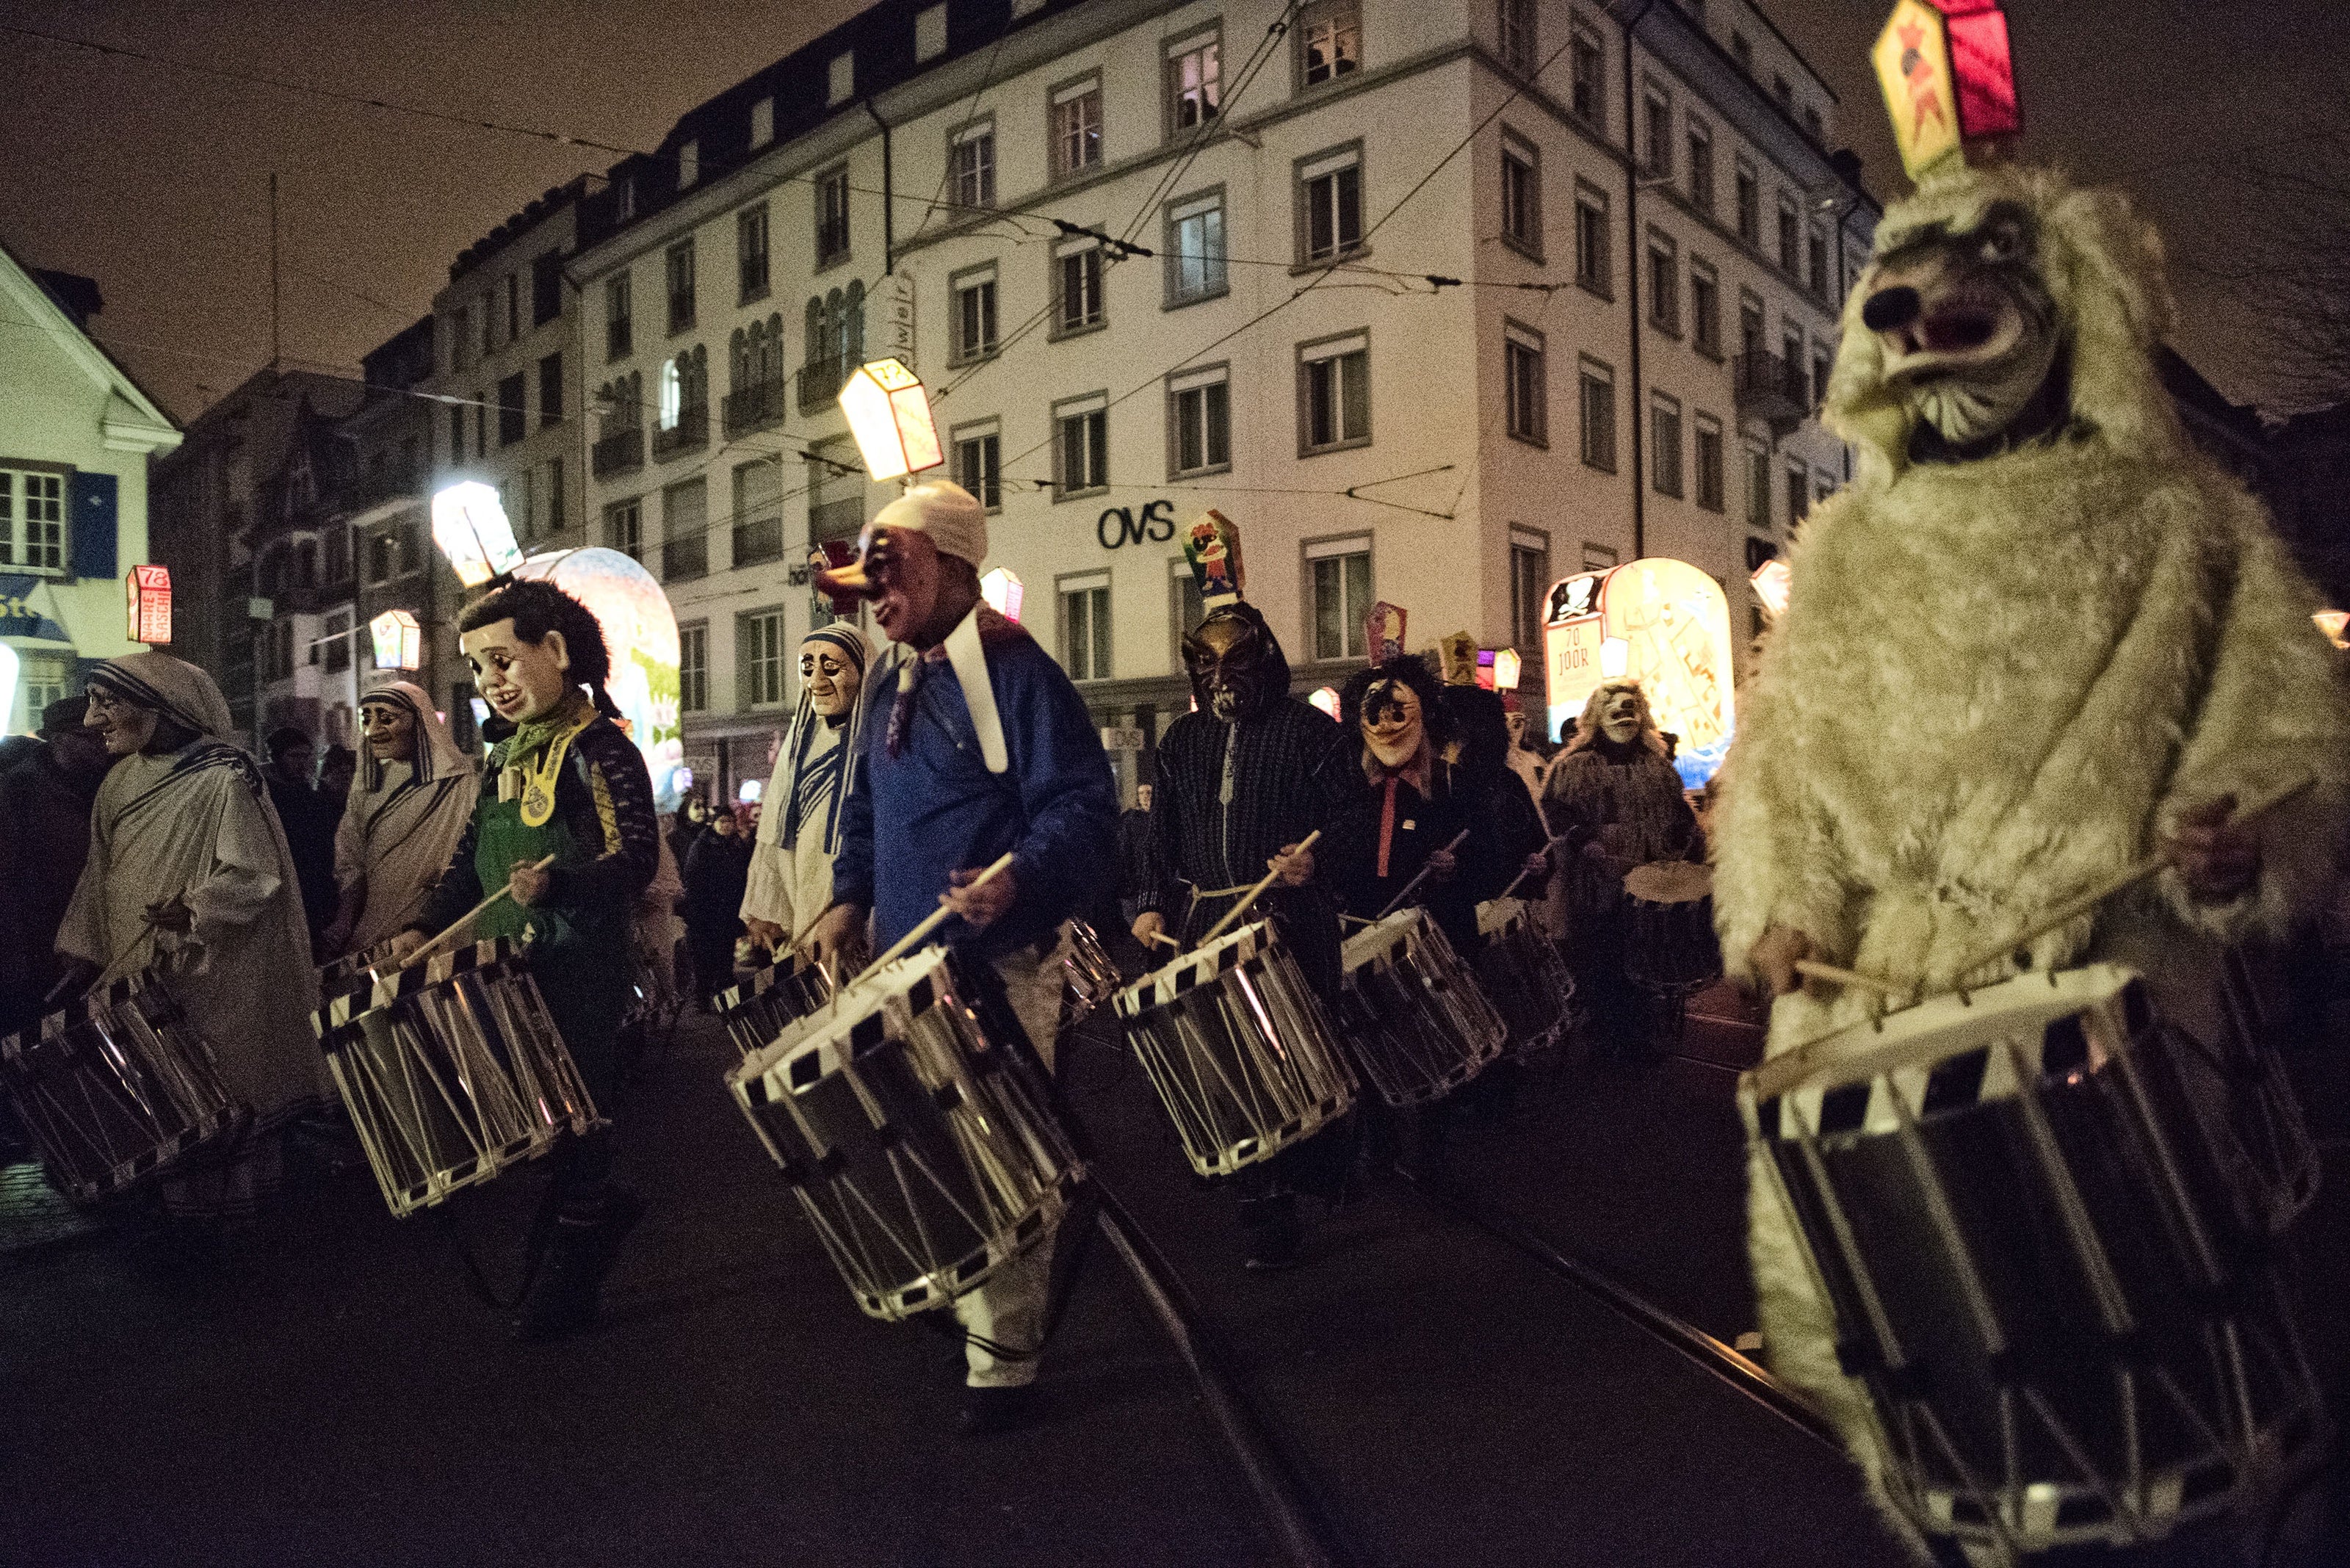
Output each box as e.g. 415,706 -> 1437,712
1712,163 -> 2350,1559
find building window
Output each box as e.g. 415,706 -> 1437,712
446,402 -> 464,466
1497,0 -> 1537,76
1643,85 -> 1672,178
1060,577 -> 1112,681
1503,322 -> 1547,446
1735,158 -> 1760,245
808,438 -> 863,543
452,301 -> 472,372
607,496 -> 643,563
1647,229 -> 1679,335
1691,261 -> 1721,357
1298,332 -> 1370,454
324,610 -> 352,674
1170,564 -> 1205,667
828,51 -> 856,107
1054,240 -> 1104,334
539,351 -> 563,427
1693,413 -> 1724,510
0,469 -> 65,571
505,272 -> 521,342
1776,197 -> 1800,275
1298,1 -> 1361,89
951,265 -> 999,363
1651,393 -> 1683,497
1731,30 -> 1753,71
1809,224 -> 1832,300
750,95 -> 774,148
1500,135 -> 1541,257
1168,365 -> 1232,477
916,3 -> 949,62
1574,181 -> 1610,296
507,465 -> 535,541
1055,397 -> 1110,496
737,203 -> 771,302
1812,347 -> 1834,409
741,608 -> 789,707
1308,541 -> 1373,662
665,239 -> 696,333
1569,24 -> 1604,126
368,527 -> 405,584
1166,189 -> 1228,303
1740,292 -> 1767,360
1052,79 -> 1103,178
480,292 -> 494,358
1787,462 -> 1812,526
497,372 -> 527,447
1783,328 -> 1806,397
731,458 -> 782,567
679,624 -> 708,713
532,250 -> 563,327
1168,30 -> 1221,131
1298,145 -> 1364,264
815,165 -> 851,267
323,522 -> 350,585
950,122 -> 997,211
1508,533 -> 1549,655
1745,441 -> 1771,529
953,422 -> 1002,509
1577,357 -> 1616,472
676,139 -> 700,192
1687,117 -> 1714,213
605,272 -> 632,361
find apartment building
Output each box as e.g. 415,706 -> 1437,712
569,0 -> 1870,798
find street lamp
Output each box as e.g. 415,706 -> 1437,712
430,480 -> 524,588
837,357 -> 944,482
369,608 -> 423,671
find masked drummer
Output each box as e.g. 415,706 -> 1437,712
740,624 -> 870,964
322,682 -> 478,961
390,578 -> 660,1342
1541,681 -> 1701,1060
1136,594 -> 1362,1268
54,653 -> 323,1246
807,480 -> 1118,1437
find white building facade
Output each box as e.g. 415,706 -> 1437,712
569,0 -> 1870,800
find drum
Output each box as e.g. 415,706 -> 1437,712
1338,908 -> 1507,1107
319,942 -> 404,993
714,957 -> 835,1059
726,945 -> 1082,1321
1058,919 -> 1122,1034
312,938 -> 599,1219
1624,861 -> 1722,997
1114,920 -> 1356,1178
0,959 -> 242,1203
1743,964 -> 2326,1557
1474,897 -> 1576,1059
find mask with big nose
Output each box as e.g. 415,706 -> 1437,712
1362,679 -> 1427,771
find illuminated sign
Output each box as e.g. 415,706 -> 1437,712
431,481 -> 524,588
838,358 -> 944,481
125,563 -> 172,643
1873,0 -> 2018,182
1541,558 -> 1736,788
1492,648 -> 1522,691
1750,558 -> 1793,621
369,608 -> 423,670
1307,686 -> 1342,722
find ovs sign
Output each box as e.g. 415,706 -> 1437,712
1096,499 -> 1177,551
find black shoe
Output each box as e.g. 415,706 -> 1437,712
956,1382 -> 1040,1437
512,1188 -> 644,1343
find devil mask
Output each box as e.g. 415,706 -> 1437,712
1182,604 -> 1290,722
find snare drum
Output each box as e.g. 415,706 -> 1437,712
1745,964 -> 2326,1556
1115,920 -> 1355,1178
319,942 -> 404,993
726,945 -> 1082,1321
1623,861 -> 1722,997
312,938 -> 599,1218
715,957 -> 835,1059
0,960 -> 243,1202
1058,920 -> 1122,1033
1338,908 -> 1507,1107
1474,898 -> 1576,1058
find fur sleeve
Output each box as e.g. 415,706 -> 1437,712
2156,486 -> 2350,941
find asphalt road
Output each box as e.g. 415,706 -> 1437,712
1,994 -> 1914,1568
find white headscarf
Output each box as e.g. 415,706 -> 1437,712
356,680 -> 468,792
755,624 -> 872,857
84,651 -> 236,745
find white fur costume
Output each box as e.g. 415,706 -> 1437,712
1712,165 -> 2350,1553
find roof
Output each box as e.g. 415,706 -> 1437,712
449,176 -> 591,284
0,231 -> 181,454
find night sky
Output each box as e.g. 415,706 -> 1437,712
4,0 -> 2345,422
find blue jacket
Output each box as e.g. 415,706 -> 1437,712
834,611 -> 1118,964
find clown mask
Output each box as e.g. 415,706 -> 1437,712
1361,679 -> 1427,771
1183,611 -> 1277,722
461,618 -> 574,724
800,639 -> 862,719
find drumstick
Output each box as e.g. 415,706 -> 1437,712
1197,830 -> 1323,949
1499,834 -> 1566,902
1144,930 -> 1182,950
848,851 -> 1017,987
1792,958 -> 1912,1000
401,855 -> 557,971
1375,829 -> 1470,921
1948,773 -> 2314,980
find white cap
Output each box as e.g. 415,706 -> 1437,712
816,480 -> 989,596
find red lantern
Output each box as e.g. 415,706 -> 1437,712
126,564 -> 171,644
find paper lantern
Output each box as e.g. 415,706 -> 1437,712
980,567 -> 1025,624
838,358 -> 944,481
431,481 -> 524,588
1307,686 -> 1342,722
1492,648 -> 1522,691
1541,559 -> 1736,787
2315,610 -> 2349,651
125,563 -> 172,644
1873,0 -> 2019,182
1750,558 -> 1793,621
369,609 -> 423,671
737,778 -> 763,804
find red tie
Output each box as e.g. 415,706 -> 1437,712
1376,776 -> 1399,879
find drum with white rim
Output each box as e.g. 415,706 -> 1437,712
1,956 -> 243,1203
1473,897 -> 1576,1059
313,937 -> 599,1218
1338,908 -> 1507,1107
726,944 -> 1082,1322
1058,919 -> 1121,1034
715,956 -> 836,1060
1114,919 -> 1355,1179
1744,963 -> 2326,1558
1623,860 -> 1723,998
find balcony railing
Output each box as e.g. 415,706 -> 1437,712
1732,351 -> 1810,438
723,378 -> 788,439
591,427 -> 644,478
796,355 -> 850,416
651,402 -> 709,461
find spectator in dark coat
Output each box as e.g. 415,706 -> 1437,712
262,726 -> 339,950
0,697 -> 117,1038
316,743 -> 357,816
1114,781 -> 1156,927
682,809 -> 754,1003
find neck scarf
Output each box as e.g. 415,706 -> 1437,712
498,689 -> 595,827
886,644 -> 950,759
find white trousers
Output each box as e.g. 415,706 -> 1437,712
954,929 -> 1066,1388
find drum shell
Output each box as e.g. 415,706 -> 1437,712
715,959 -> 834,1058
1114,920 -> 1355,1178
1058,920 -> 1121,1033
1624,892 -> 1722,997
1474,900 -> 1575,1059
1339,910 -> 1507,1107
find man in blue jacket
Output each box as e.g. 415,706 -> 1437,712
809,479 -> 1118,1436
